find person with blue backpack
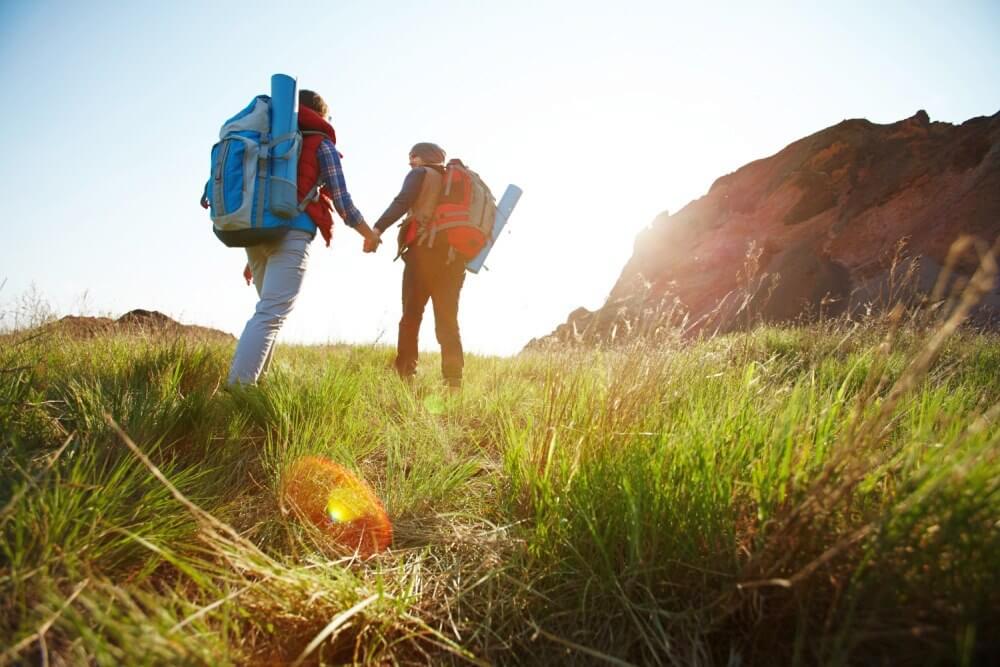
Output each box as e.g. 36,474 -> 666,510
204,83 -> 381,385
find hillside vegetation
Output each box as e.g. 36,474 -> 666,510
1,313 -> 999,665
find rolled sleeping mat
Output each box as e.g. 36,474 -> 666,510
269,73 -> 300,219
466,184 -> 522,274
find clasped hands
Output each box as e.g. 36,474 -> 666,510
363,228 -> 382,254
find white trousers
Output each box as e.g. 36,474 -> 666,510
227,230 -> 312,385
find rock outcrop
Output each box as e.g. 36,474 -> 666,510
37,309 -> 234,342
537,110 -> 1000,346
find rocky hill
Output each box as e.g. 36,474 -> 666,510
27,309 -> 234,342
538,110 -> 1000,346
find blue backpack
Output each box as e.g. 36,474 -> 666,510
203,75 -> 319,247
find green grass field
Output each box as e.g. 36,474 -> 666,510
2,316 -> 998,665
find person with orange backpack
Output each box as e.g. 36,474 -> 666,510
367,143 -> 496,388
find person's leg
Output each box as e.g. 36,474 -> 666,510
259,328 -> 277,378
430,258 -> 466,387
247,247 -> 278,378
227,231 -> 312,385
395,249 -> 432,379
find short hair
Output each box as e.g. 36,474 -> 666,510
299,89 -> 328,118
409,142 -> 446,164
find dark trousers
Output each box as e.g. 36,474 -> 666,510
395,244 -> 466,385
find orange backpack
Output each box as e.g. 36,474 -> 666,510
415,159 -> 496,259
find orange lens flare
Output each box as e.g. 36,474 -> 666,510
281,455 -> 392,556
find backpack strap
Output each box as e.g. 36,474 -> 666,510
419,220 -> 482,252
410,224 -> 458,264
297,181 -> 323,212
255,148 -> 268,227
269,131 -> 302,162
430,221 -> 479,231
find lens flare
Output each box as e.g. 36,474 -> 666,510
326,487 -> 366,523
281,455 -> 392,556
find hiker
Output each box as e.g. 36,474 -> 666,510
366,143 -> 467,388
225,89 -> 381,385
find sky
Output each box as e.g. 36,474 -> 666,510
1,0 -> 998,355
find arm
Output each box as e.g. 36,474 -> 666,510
316,139 -> 379,248
373,168 -> 426,233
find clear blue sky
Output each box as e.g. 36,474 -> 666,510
2,1 -> 998,354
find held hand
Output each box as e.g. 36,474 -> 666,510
243,264 -> 252,286
363,229 -> 383,253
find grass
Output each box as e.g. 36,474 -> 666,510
1,311 -> 998,665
